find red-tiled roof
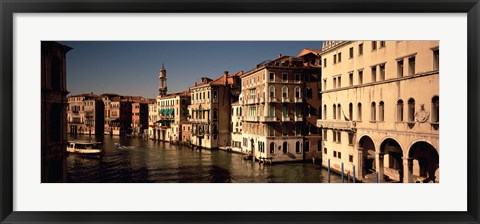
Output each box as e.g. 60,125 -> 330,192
298,48 -> 322,57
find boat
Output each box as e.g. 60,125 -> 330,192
67,141 -> 103,154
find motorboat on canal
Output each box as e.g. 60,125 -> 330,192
67,141 -> 103,154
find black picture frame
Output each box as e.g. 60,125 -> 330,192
1,0 -> 479,223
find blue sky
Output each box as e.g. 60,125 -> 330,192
59,41 -> 322,99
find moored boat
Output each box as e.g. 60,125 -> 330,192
67,141 -> 103,154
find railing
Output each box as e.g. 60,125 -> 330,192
259,116 -> 277,122
294,116 -> 303,122
247,98 -> 255,104
268,98 -> 277,103
294,97 -> 303,103
245,116 -> 259,122
282,97 -> 291,103
316,119 -> 356,129
282,116 -> 291,122
259,97 -> 265,103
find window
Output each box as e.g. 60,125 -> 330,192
269,105 -> 275,117
282,86 -> 288,98
323,105 -> 327,120
337,104 -> 342,120
295,124 -> 302,136
282,73 -> 288,82
306,88 -> 313,99
283,142 -> 288,154
379,64 -> 385,81
295,141 -> 301,153
295,73 -> 301,83
295,105 -> 301,117
408,98 -> 415,122
333,77 -> 337,89
372,41 -> 377,50
317,141 -> 321,152
371,66 -> 377,82
269,72 -> 275,82
379,101 -> 384,122
371,102 -> 376,121
323,129 -> 328,140
324,58 -> 327,67
408,57 -> 416,75
349,103 -> 353,121
348,133 -> 354,145
349,72 -> 353,86
295,87 -> 301,98
269,125 -> 275,136
305,141 -> 310,153
282,105 -> 288,117
337,131 -> 341,143
324,79 -> 327,90
337,76 -> 342,88
333,131 -> 337,142
358,70 -> 363,85
269,86 -> 275,98
338,152 -> 342,159
338,52 -> 342,62
213,90 -> 218,100
349,47 -> 354,58
433,49 -> 439,70
324,147 -> 327,154
358,43 -> 363,55
333,151 -> 337,157
349,155 -> 353,163
270,142 -> 275,154
397,99 -> 404,122
380,41 -> 385,48
432,96 -> 439,123
397,59 -> 404,77
282,125 -> 288,136
333,54 -> 337,64
333,104 -> 337,120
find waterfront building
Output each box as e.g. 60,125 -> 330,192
181,122 -> 192,144
108,96 -> 133,136
316,41 -> 439,183
131,98 -> 149,137
239,52 -> 322,162
155,90 -> 191,142
147,99 -> 158,139
189,71 -> 243,149
41,41 -> 71,182
101,93 -> 120,134
230,101 -> 244,153
67,93 -> 104,135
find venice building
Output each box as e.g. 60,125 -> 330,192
239,50 -> 322,163
67,93 -> 104,136
317,41 -> 439,183
41,41 -> 71,182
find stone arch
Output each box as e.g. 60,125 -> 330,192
408,141 -> 439,183
358,135 -> 376,178
379,138 -> 404,182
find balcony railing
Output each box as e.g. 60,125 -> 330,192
247,98 -> 255,104
268,98 -> 277,103
282,116 -> 291,122
294,97 -> 303,103
259,116 -> 278,122
282,97 -> 291,103
294,116 -> 303,122
316,119 -> 356,130
188,118 -> 210,124
245,116 -> 259,122
259,97 -> 265,103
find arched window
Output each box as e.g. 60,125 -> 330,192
349,103 -> 353,121
408,98 -> 415,122
269,86 -> 275,98
282,86 -> 288,98
295,87 -> 301,98
397,99 -> 404,122
333,104 -> 337,120
283,142 -> 288,154
324,105 -> 327,120
379,101 -> 384,121
270,142 -> 275,154
295,141 -> 301,153
432,96 -> 439,123
357,103 -> 362,121
282,125 -> 288,136
337,104 -> 342,120
371,102 -> 376,121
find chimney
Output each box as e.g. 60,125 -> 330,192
224,71 -> 228,85
194,81 -> 197,86
278,53 -> 282,58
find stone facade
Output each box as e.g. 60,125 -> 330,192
41,41 -> 71,182
230,102 -> 244,153
67,93 -> 104,136
317,41 -> 439,183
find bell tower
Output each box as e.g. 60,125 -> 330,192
158,63 -> 167,97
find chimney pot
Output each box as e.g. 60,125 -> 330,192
278,53 -> 282,58
194,82 -> 197,86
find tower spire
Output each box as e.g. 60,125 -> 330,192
158,63 -> 167,96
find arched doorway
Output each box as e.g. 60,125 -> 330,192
358,136 -> 376,178
380,138 -> 404,182
408,141 -> 439,183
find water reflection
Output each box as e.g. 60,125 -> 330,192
67,135 -> 342,183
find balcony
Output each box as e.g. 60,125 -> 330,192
294,116 -> 303,122
282,116 -> 291,122
282,97 -> 291,103
316,119 -> 356,130
259,116 -> 278,122
245,116 -> 259,122
259,97 -> 265,103
294,97 -> 303,103
188,118 -> 210,124
268,98 -> 277,103
247,98 -> 255,105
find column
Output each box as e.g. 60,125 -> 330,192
357,148 -> 364,179
403,157 -> 414,183
375,152 -> 384,182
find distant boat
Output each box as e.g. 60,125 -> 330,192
67,141 -> 103,154
114,143 -> 134,150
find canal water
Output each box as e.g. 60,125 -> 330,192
67,135 -> 342,183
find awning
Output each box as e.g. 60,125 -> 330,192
168,108 -> 174,115
158,109 -> 164,115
